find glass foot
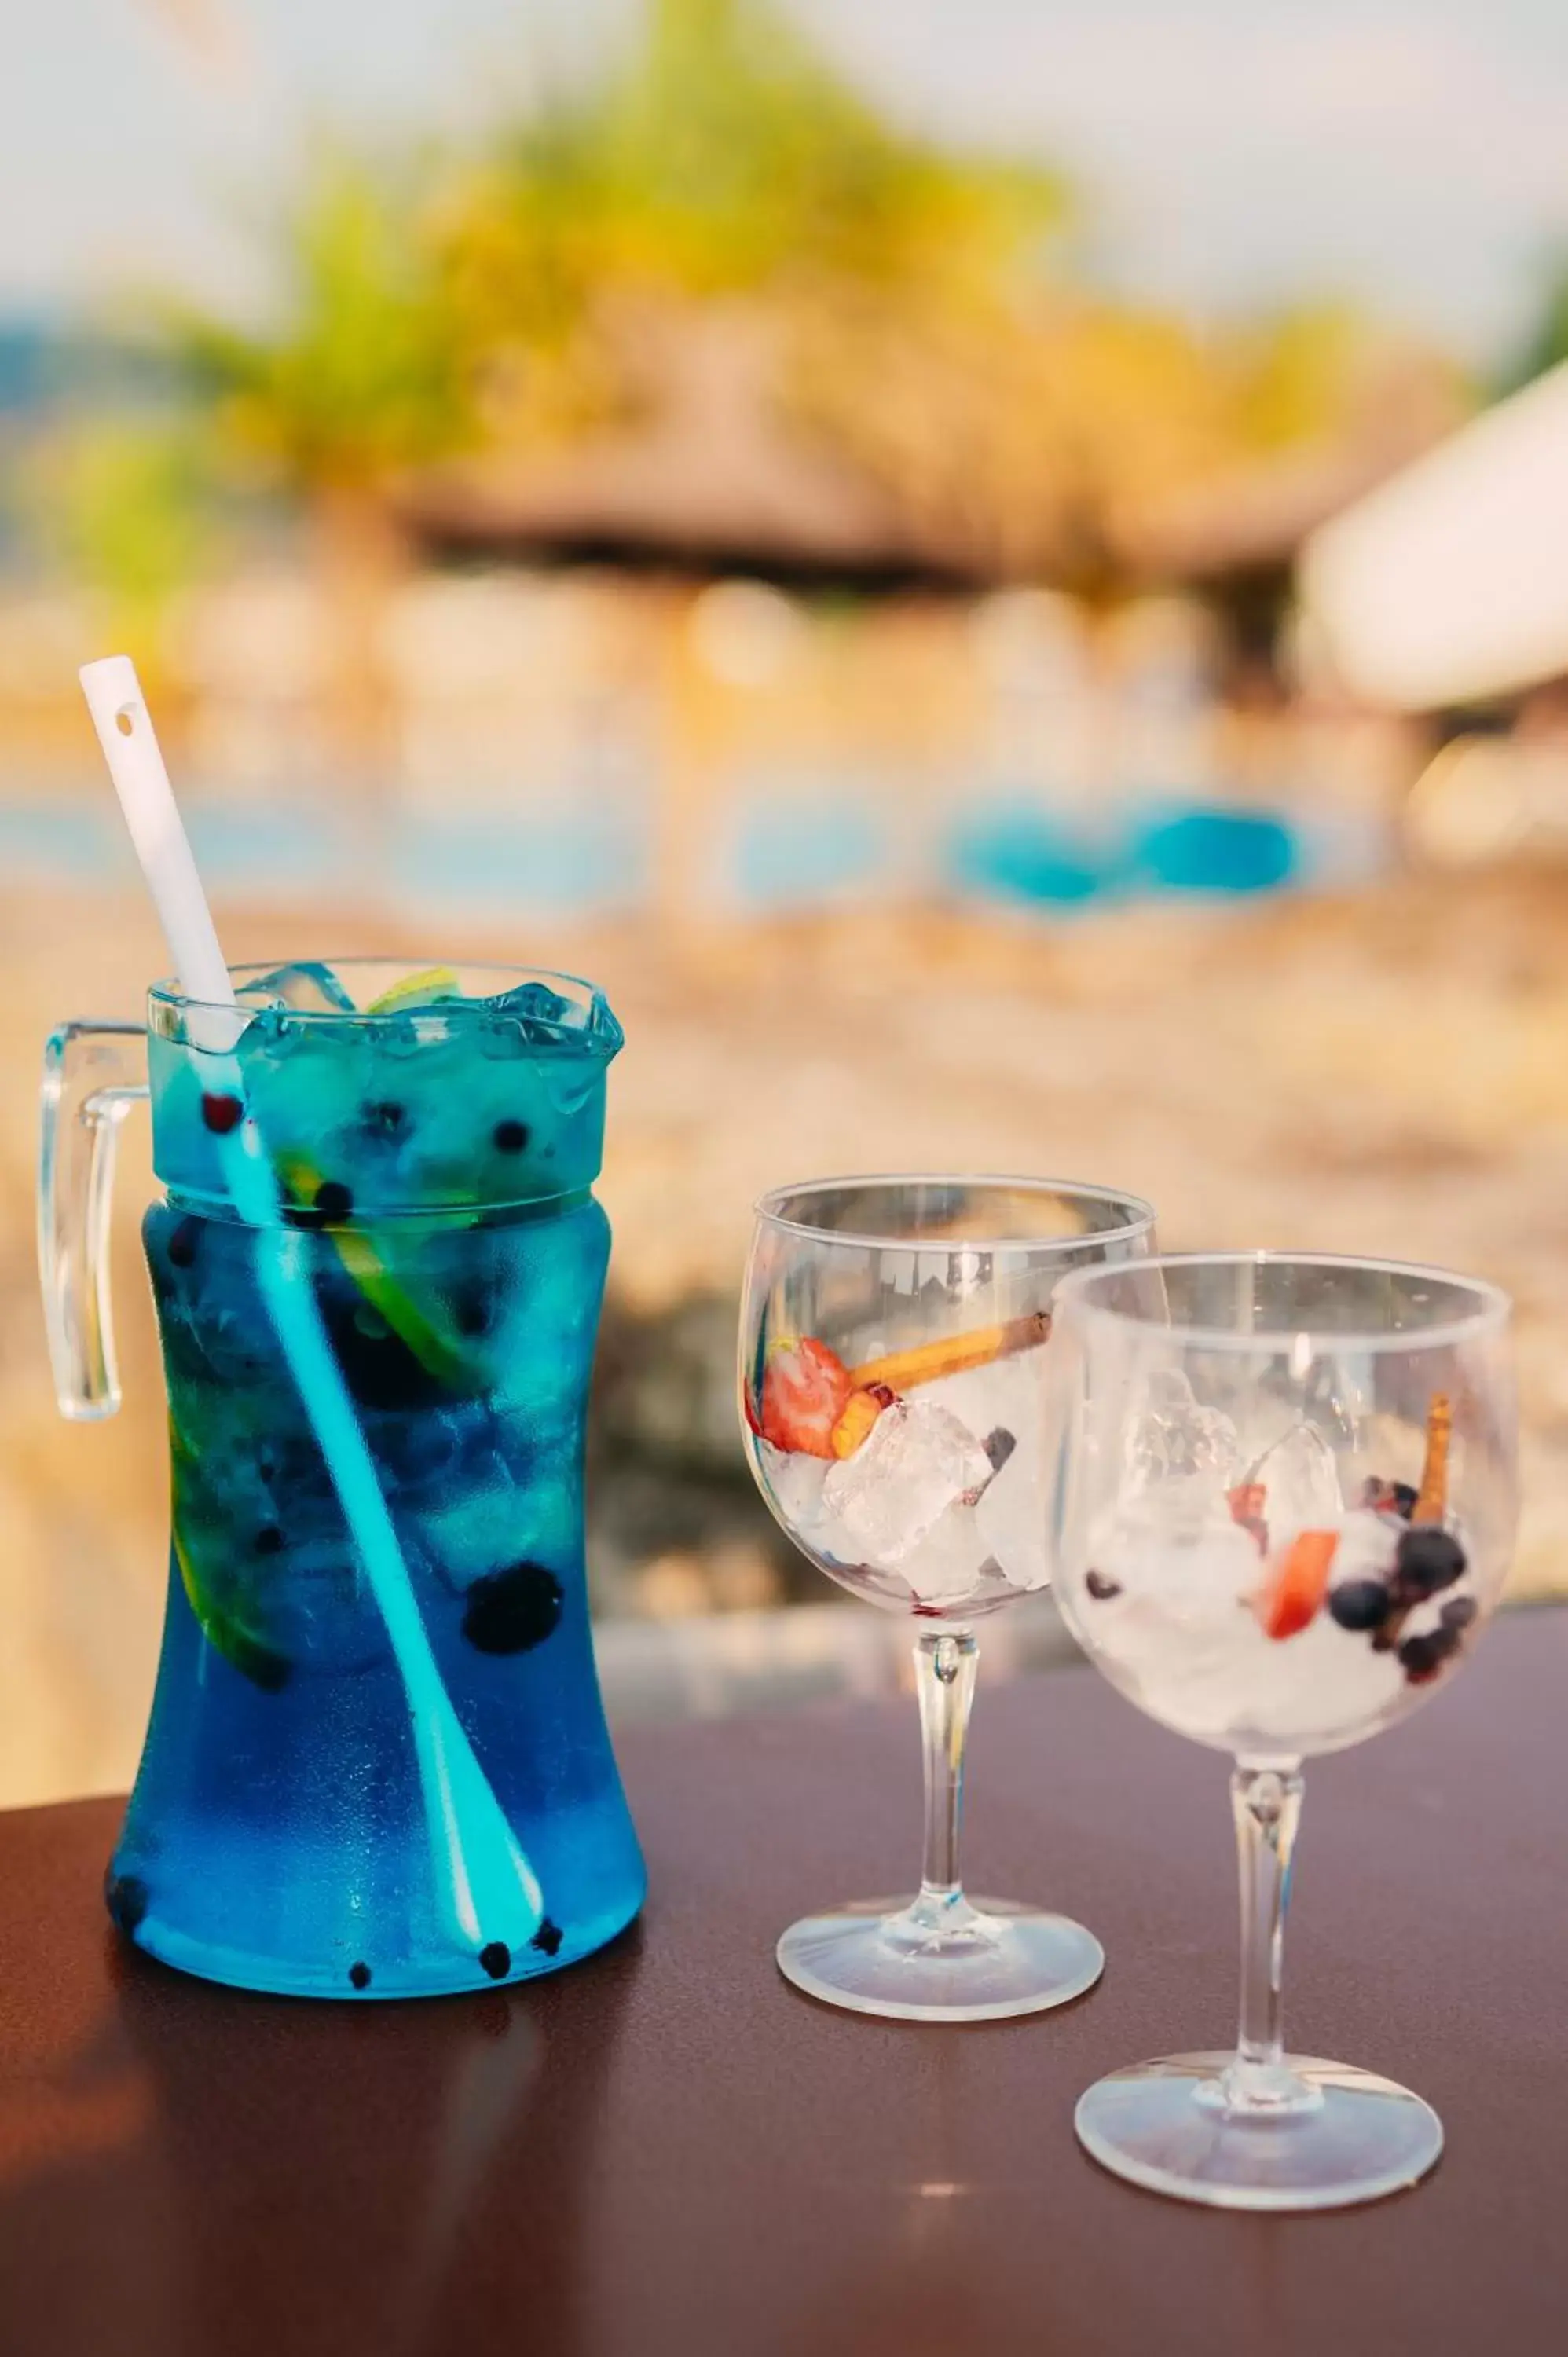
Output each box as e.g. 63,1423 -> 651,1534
776,1894 -> 1105,2022
1075,2052 -> 1443,2210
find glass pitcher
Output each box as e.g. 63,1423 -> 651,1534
39,959 -> 645,1998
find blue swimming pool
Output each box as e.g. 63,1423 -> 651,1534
0,782 -> 1387,915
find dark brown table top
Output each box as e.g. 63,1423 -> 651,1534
2,1605 -> 1566,2357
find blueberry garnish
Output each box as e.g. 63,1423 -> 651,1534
104,1869 -> 149,1937
1361,1477 -> 1420,1519
479,1941 -> 511,1981
452,1291 -> 490,1339
532,1919 -> 563,1958
236,1640 -> 293,1695
200,1091 -> 243,1135
1086,1569 -> 1123,1601
349,1961 -> 372,1992
167,1217 -> 200,1270
1440,1595 -> 1478,1633
1394,1526 -> 1467,1600
313,1179 -> 354,1222
318,1296 -> 448,1411
493,1120 -> 529,1154
462,1561 -> 564,1655
982,1428 -> 1017,1474
254,1524 -> 285,1557
1328,1578 -> 1392,1633
1398,1626 -> 1462,1684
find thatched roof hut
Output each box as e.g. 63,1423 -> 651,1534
397,310 -> 958,584
396,304 -> 1461,602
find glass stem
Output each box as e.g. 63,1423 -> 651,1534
1225,1761 -> 1315,2113
908,1631 -> 980,1933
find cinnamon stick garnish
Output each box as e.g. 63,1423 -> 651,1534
1412,1392 -> 1452,1525
848,1309 -> 1050,1395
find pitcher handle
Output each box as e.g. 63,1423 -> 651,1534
39,1021 -> 150,1420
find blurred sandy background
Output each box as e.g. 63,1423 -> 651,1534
8,0 -> 1568,1805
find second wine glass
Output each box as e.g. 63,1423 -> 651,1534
739,1174 -> 1156,2022
1042,1252 -> 1516,2207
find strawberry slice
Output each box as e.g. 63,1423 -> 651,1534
1228,1482 -> 1269,1557
760,1337 -> 852,1457
1256,1529 -> 1339,1641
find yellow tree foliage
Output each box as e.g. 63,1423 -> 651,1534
165,0 -> 1450,578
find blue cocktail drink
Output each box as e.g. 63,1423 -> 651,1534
42,959 -> 644,1997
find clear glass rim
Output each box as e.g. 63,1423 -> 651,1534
148,958 -> 621,1048
1050,1248 -> 1512,1354
752,1172 -> 1158,1255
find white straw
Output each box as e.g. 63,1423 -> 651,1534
80,656 -> 234,1016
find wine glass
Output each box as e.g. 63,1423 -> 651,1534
738,1174 -> 1156,2022
1042,1251 -> 1515,2209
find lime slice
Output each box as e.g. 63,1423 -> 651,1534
365,966 -> 462,1014
169,1420 -> 291,1690
274,1150 -> 471,1389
